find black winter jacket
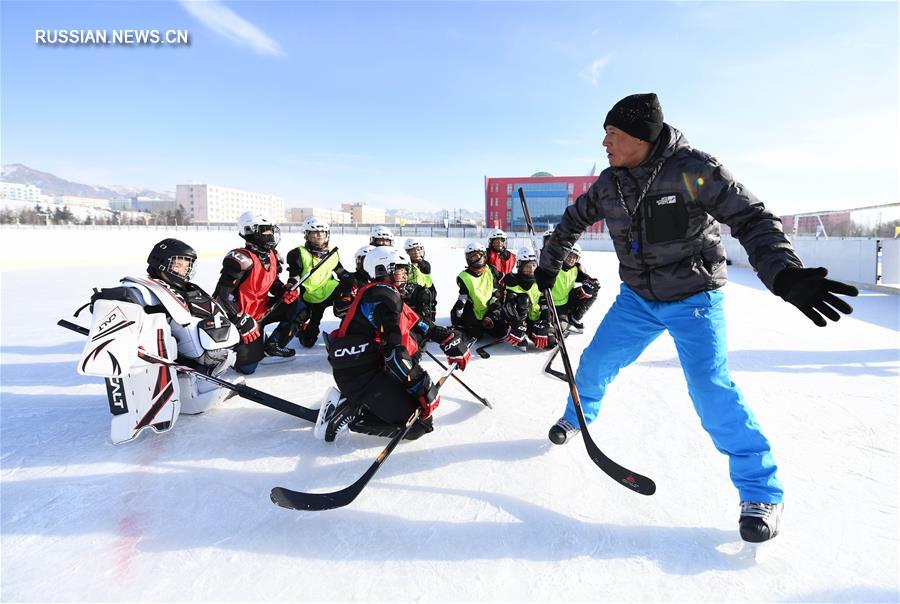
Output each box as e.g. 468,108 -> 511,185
539,124 -> 802,301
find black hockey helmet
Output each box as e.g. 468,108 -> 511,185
147,238 -> 197,288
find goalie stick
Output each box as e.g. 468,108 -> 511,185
58,319 -> 318,423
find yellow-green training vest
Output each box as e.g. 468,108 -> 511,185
506,280 -> 542,321
409,263 -> 433,288
298,246 -> 340,304
457,269 -> 494,320
550,266 -> 578,306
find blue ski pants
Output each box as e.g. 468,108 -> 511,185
563,283 -> 783,503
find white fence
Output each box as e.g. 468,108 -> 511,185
722,235 -> 898,289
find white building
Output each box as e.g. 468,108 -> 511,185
0,182 -> 42,203
286,207 -> 352,225
176,184 -> 284,224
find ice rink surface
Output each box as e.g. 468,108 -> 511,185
1,229 -> 898,602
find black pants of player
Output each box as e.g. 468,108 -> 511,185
297,289 -> 339,346
556,290 -> 597,322
235,302 -> 298,373
451,303 -> 507,340
336,370 -> 433,440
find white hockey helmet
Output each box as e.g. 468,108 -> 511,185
355,244 -> 375,261
542,225 -> 555,239
238,211 -> 280,250
363,246 -> 410,281
487,228 -> 507,241
465,241 -> 486,255
303,217 -> 330,246
354,244 -> 375,272
370,225 -> 395,246
517,246 -> 537,264
464,241 -> 486,268
404,237 -> 424,251
571,242 -> 583,258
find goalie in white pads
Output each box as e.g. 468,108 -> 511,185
78,239 -> 241,444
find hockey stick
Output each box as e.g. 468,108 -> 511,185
519,187 -> 656,495
58,319 -> 318,423
423,345 -> 493,409
542,328 -> 572,382
258,246 -> 339,324
270,362 -> 461,511
544,326 -> 575,383
475,337 -> 505,359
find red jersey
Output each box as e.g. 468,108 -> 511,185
487,248 -> 516,275
234,249 -> 279,320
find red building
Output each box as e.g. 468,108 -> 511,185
484,172 -> 603,234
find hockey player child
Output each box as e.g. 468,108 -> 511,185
498,246 -> 557,351
333,244 -> 373,319
370,225 -> 395,247
274,217 -> 348,348
450,242 -> 508,340
79,238 -> 241,444
213,212 -> 299,374
403,237 -> 437,321
549,243 -> 600,333
486,228 -> 516,274
317,247 -> 470,442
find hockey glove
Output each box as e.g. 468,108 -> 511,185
530,320 -> 551,349
282,288 -> 300,305
440,330 -> 470,371
774,267 -> 858,327
503,323 -> 527,346
416,376 -> 441,420
578,279 -> 600,298
499,296 -> 528,325
235,313 -> 260,343
534,266 -> 557,291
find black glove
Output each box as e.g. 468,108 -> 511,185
440,330 -> 470,371
531,320 -> 551,337
581,279 -> 600,297
235,313 -> 260,343
415,375 -> 440,419
774,267 -> 858,327
530,320 -> 552,349
535,266 -> 557,291
499,297 -> 527,324
503,322 -> 527,346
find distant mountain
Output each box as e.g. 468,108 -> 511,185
1,163 -> 173,200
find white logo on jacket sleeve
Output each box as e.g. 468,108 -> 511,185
656,195 -> 677,206
334,342 -> 369,357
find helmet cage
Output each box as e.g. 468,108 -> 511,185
243,224 -> 281,251
165,255 -> 197,282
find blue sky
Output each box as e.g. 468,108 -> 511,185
2,1 -> 897,215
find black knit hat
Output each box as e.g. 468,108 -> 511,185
603,93 -> 664,143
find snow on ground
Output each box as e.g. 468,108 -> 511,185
1,228 -> 898,602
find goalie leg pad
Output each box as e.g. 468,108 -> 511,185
104,311 -> 181,443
